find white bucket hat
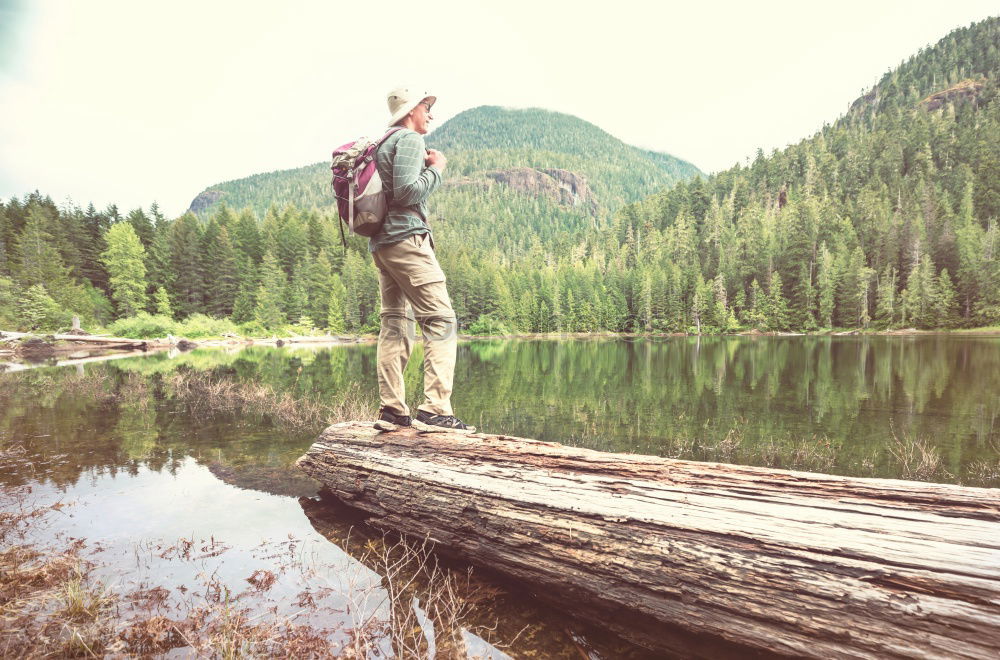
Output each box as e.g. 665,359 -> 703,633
386,87 -> 436,127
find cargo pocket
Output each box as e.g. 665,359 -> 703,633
409,268 -> 446,287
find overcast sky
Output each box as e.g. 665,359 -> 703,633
0,1 -> 996,217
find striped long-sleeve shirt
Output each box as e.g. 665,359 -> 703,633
369,128 -> 441,252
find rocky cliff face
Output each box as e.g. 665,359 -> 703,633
188,189 -> 226,215
920,78 -> 985,111
446,168 -> 598,213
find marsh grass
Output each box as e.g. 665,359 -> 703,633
1,485 -> 503,658
336,533 -> 509,658
967,459 -> 1000,486
168,369 -> 377,433
656,426 -> 843,475
888,423 -> 949,482
1,525 -> 116,656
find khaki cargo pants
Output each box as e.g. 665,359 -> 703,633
373,233 -> 456,417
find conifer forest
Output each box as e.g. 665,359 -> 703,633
1,18 -> 997,337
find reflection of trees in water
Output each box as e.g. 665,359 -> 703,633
1,338 -> 997,489
0,362 -> 316,491
453,337 -> 1000,484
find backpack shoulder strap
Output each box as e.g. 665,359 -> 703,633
376,126 -> 405,149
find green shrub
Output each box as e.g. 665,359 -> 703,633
359,311 -> 381,335
17,285 -> 71,331
238,320 -> 269,337
466,315 -> 511,336
108,313 -> 179,338
175,314 -> 239,339
285,322 -> 318,336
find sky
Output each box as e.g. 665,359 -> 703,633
0,0 -> 996,217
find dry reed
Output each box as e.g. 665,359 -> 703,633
888,423 -> 949,482
168,370 -> 377,433
1,484 -> 503,658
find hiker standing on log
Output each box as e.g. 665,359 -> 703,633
370,87 -> 471,431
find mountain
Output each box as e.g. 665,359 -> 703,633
4,19 -> 997,337
186,107 -> 701,218
612,16 -> 1000,331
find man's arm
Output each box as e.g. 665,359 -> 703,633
391,132 -> 442,206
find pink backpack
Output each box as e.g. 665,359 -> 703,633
330,127 -> 403,244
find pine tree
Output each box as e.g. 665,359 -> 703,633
690,272 -> 709,334
231,283 -> 257,324
286,263 -> 308,325
304,252 -> 335,328
274,207 -> 309,276
166,214 -> 205,318
903,254 -> 937,328
154,286 -> 173,318
202,223 -> 239,317
231,253 -> 258,324
125,208 -> 155,250
340,250 -> 378,331
767,272 -> 789,331
327,274 -> 347,333
639,272 -> 652,331
874,266 -> 899,328
0,204 -> 11,276
254,251 -> 288,329
954,178 -> 983,320
15,206 -> 64,287
13,206 -> 92,321
101,222 -> 149,317
782,197 -> 818,330
974,219 -> 1000,324
816,243 -> 837,328
234,208 -> 264,265
146,221 -> 173,299
934,269 -> 958,328
77,203 -> 110,292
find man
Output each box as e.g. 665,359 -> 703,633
371,87 -> 471,430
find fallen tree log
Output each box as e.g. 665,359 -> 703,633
1,330 -> 145,345
2,331 -> 149,355
297,422 -> 1000,659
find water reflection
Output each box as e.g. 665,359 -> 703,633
0,337 -> 997,656
2,336 -> 998,490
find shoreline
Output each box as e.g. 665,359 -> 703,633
3,326 -> 999,370
3,326 -> 999,365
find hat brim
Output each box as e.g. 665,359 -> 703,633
388,95 -> 437,127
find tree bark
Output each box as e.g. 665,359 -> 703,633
1,330 -> 147,347
297,421 -> 1000,658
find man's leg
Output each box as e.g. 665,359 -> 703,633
373,252 -> 416,417
413,290 -> 457,416
373,235 -> 457,417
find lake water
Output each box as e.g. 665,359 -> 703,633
1,336 -> 998,657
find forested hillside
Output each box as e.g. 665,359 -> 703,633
187,106 -> 701,217
614,16 -> 1000,331
1,18 -> 997,336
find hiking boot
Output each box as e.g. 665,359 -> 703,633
414,409 -> 474,431
378,407 -> 411,427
